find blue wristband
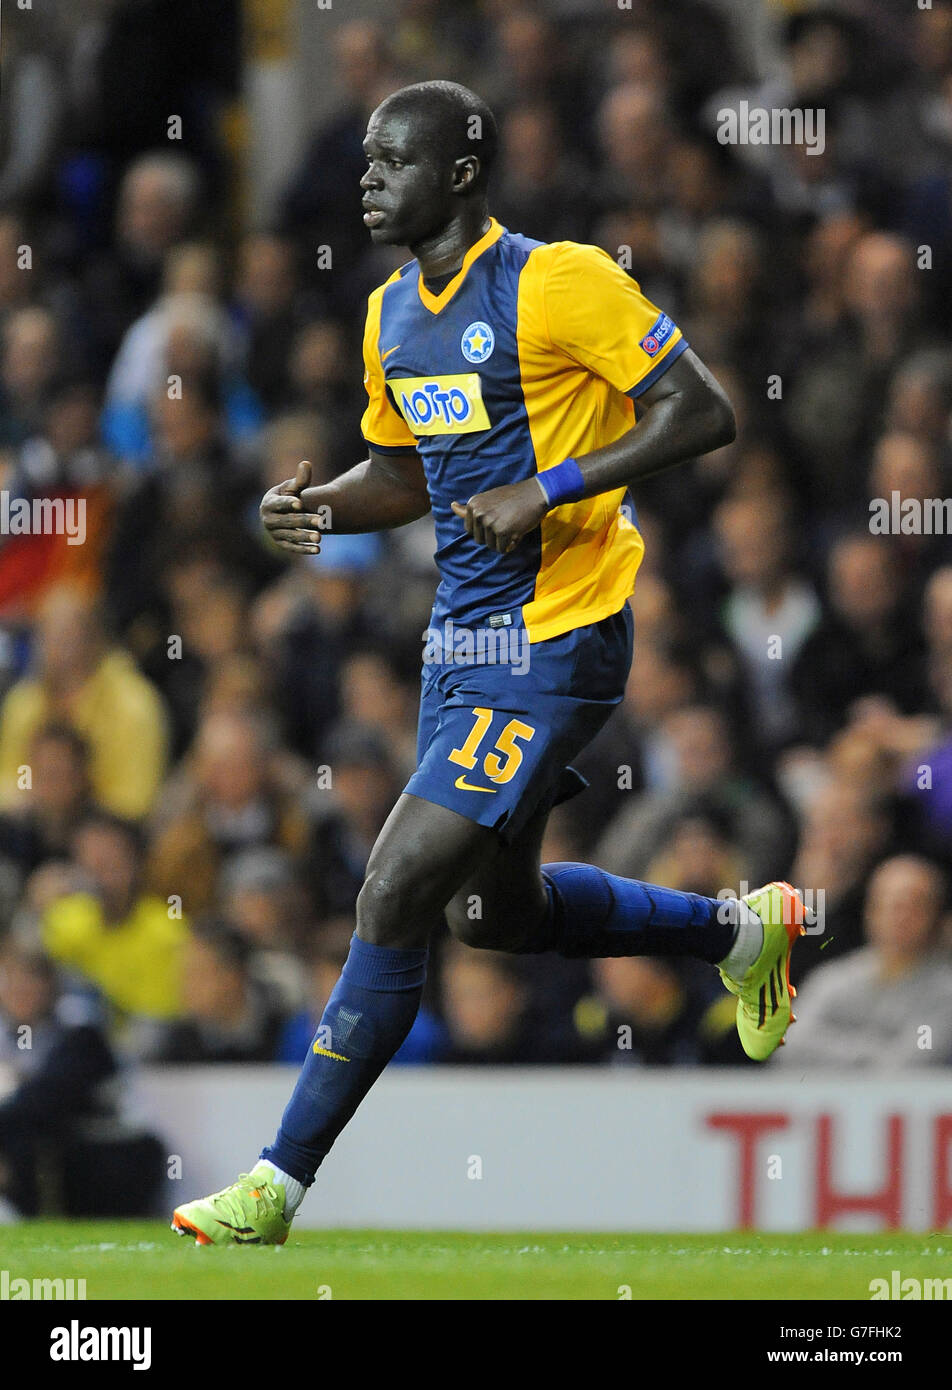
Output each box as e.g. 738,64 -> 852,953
536,457 -> 585,508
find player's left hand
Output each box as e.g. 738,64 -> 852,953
451,479 -> 548,554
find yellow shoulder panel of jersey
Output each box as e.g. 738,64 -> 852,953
531,240 -> 684,393
360,270 -> 418,452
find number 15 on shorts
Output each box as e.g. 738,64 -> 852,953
448,707 -> 536,792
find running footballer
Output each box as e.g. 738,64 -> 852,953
172,82 -> 807,1246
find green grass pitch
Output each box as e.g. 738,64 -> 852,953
3,1225 -> 950,1299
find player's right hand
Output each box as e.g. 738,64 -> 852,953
260,459 -> 323,554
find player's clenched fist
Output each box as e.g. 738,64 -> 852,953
451,479 -> 549,554
260,459 -> 324,554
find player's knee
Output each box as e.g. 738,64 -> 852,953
356,866 -> 421,948
445,896 -> 514,950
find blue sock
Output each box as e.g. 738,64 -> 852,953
538,861 -> 735,964
261,934 -> 427,1186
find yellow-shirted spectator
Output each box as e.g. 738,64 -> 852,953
39,812 -> 188,1026
0,586 -> 168,820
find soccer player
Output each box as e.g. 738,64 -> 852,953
172,82 -> 805,1246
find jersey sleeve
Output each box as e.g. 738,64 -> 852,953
359,286 -> 418,454
542,242 -> 688,398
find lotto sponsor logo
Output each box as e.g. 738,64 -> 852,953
391,373 -> 490,435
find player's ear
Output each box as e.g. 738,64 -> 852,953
451,155 -> 480,193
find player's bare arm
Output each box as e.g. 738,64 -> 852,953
452,349 -> 735,555
260,446 -> 429,554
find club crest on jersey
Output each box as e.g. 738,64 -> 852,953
640,312 -> 676,358
390,373 -> 491,435
461,321 -> 495,364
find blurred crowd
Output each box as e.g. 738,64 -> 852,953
1,0 -> 952,1163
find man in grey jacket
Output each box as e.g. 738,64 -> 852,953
774,855 -> 952,1068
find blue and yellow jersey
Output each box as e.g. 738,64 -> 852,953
360,217 -> 687,643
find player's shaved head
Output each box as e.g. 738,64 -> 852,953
374,81 -> 498,191
362,81 -> 499,248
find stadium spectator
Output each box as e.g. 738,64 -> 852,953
0,213 -> 33,323
565,628 -> 695,849
0,587 -> 168,820
103,278 -> 263,465
477,9 -> 579,142
0,306 -> 63,447
231,234 -> 311,413
155,917 -> 288,1064
896,657 -> 952,869
252,544 -> 381,759
712,492 -> 822,750
798,210 -> 868,345
684,220 -> 767,378
81,151 -> 204,375
0,9 -> 64,214
0,375 -> 118,623
279,21 -> 403,315
286,318 -> 361,460
105,371 -> 275,644
792,534 -> 928,745
787,234 -> 927,514
614,642 -> 702,788
867,0 -> 952,183
576,955 -> 747,1066
775,855 -> 952,1068
147,710 -> 308,918
924,566 -> 952,660
886,350 -> 952,447
305,723 -> 404,922
596,704 -> 791,890
257,410 -> 333,504
657,138 -> 743,287
220,846 -> 309,1010
643,806 -> 744,901
0,942 -> 165,1217
439,940 -> 579,1065
34,811 -> 189,1052
0,723 -> 95,893
493,103 -> 591,244
390,0 -> 478,87
787,780 -> 893,976
593,83 -> 673,215
336,652 -> 419,782
120,565 -> 254,762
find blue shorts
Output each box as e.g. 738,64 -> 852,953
404,604 -> 633,841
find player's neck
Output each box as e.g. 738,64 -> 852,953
412,205 -> 492,286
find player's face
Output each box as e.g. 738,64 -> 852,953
360,110 -> 454,248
